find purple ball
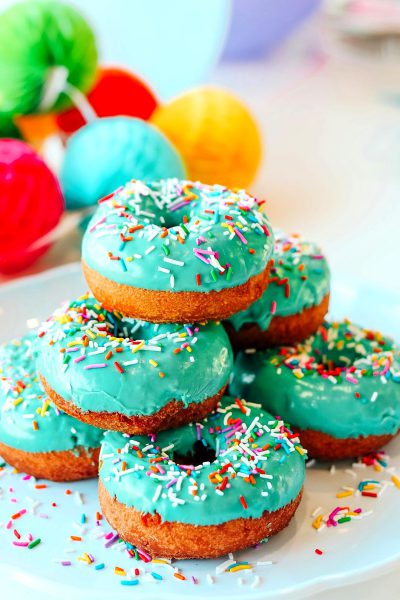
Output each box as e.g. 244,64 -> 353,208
223,0 -> 321,60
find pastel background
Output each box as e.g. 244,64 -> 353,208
0,2 -> 400,598
1,0 -> 398,308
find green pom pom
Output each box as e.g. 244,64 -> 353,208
0,0 -> 98,131
0,113 -> 22,138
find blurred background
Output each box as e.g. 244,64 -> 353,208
0,0 -> 400,300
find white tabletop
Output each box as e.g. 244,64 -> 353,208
212,16 -> 400,297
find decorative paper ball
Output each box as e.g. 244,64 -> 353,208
222,0 -> 321,60
56,66 -> 158,135
151,87 -> 262,189
0,139 -> 64,274
0,114 -> 21,139
60,117 -> 186,209
0,0 -> 98,135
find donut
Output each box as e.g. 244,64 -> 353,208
37,295 -> 233,435
98,395 -> 306,559
225,230 -> 330,350
0,333 -> 103,481
81,178 -> 274,322
230,320 -> 400,460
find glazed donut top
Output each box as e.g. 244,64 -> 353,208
99,396 -> 306,526
37,294 -> 233,416
0,333 -> 103,453
231,320 -> 400,439
228,230 -> 330,331
82,178 -> 274,292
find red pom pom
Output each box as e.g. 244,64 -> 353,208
0,139 -> 64,274
56,66 -> 158,135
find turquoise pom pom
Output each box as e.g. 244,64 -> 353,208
61,117 -> 186,209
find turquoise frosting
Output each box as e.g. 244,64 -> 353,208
37,295 -> 233,417
0,333 -> 103,454
228,230 -> 330,331
99,396 -> 306,525
230,321 -> 400,439
82,178 -> 274,292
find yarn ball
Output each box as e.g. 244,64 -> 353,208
56,66 -> 158,135
60,117 -> 186,209
151,87 -> 262,189
0,0 -> 98,135
0,139 -> 64,274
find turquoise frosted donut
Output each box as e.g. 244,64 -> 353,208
0,333 -> 103,480
99,395 -> 306,558
231,320 -> 400,459
81,178 -> 274,322
37,294 -> 233,434
226,230 -> 330,349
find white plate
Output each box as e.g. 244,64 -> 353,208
0,263 -> 399,600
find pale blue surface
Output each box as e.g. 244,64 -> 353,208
61,117 -> 186,209
0,264 -> 399,599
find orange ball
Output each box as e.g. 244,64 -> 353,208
151,86 -> 262,189
14,113 -> 59,151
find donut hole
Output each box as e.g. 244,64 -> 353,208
173,439 -> 216,467
161,206 -> 197,231
161,210 -> 187,230
314,344 -> 366,372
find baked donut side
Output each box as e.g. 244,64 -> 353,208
225,231 -> 330,350
40,375 -> 227,435
296,429 -> 396,461
98,480 -> 303,559
83,259 -> 271,322
225,293 -> 329,351
0,442 -> 99,482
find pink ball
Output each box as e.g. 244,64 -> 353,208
0,139 -> 64,274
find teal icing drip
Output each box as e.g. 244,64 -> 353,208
228,230 -> 330,331
82,179 -> 274,292
37,296 -> 233,417
230,321 -> 400,439
0,332 -> 103,454
99,396 -> 306,525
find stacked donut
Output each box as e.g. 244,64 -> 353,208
1,178 -> 398,560
229,231 -> 400,460
36,179 -> 306,559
